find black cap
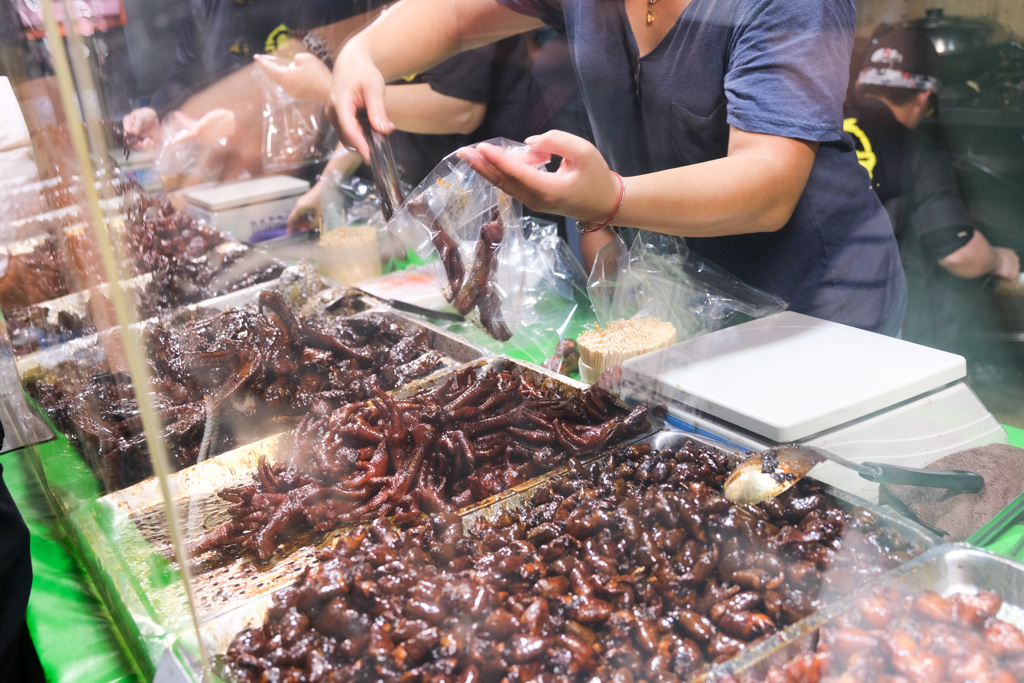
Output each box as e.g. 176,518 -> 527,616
857,27 -> 941,92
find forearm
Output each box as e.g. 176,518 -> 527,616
385,83 -> 485,135
938,230 -> 1019,280
323,147 -> 363,178
177,63 -> 263,121
580,228 -> 615,272
615,140 -> 816,238
342,0 -> 541,81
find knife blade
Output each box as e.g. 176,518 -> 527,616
326,289 -> 464,322
385,298 -> 465,322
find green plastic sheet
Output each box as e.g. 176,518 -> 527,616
3,444 -> 140,683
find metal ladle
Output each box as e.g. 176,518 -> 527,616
723,444 -> 985,505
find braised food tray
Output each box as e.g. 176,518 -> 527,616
194,428 -> 936,681
710,544 -> 1024,681
85,355 -> 635,640
462,429 -> 940,551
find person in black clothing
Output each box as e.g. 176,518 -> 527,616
384,38 -> 541,186
122,0 -> 294,151
844,27 -> 1019,351
0,417 -> 35,681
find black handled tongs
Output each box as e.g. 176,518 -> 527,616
359,114 -> 406,221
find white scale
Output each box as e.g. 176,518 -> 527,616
183,175 -> 310,242
622,311 -> 1009,501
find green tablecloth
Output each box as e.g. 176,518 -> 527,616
2,446 -> 140,683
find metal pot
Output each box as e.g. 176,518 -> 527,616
894,8 -> 1013,79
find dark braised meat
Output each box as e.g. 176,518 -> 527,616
26,292 -> 445,492
407,197 -> 512,341
193,367 -> 652,561
121,194 -> 224,274
544,338 -> 580,376
0,235 -> 72,309
3,251 -> 284,355
408,195 -> 464,305
224,441 -> 924,682
450,210 -> 503,316
0,193 -> 225,313
731,587 -> 1024,683
135,250 -> 286,318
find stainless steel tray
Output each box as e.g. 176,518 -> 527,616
193,423 -> 669,669
84,340 -> 492,627
710,544 -> 1024,681
464,429 -> 940,554
16,261 -> 330,377
94,354 -> 621,630
6,193 -> 124,242
194,428 -> 935,680
462,429 -> 937,683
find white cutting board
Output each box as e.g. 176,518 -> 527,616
622,311 -> 967,442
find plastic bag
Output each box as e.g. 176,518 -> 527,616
385,138 -> 534,341
422,217 -> 598,369
588,230 -> 787,340
254,66 -> 332,173
153,114 -> 224,189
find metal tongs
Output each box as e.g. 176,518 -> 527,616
723,444 -> 985,505
360,114 -> 406,221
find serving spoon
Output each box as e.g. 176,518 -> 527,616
722,444 -> 985,505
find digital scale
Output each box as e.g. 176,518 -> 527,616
622,311 -> 1009,501
183,175 -> 310,243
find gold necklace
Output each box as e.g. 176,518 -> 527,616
647,0 -> 660,24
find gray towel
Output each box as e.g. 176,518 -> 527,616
879,443 -> 1024,542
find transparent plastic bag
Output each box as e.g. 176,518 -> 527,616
588,230 -> 787,340
153,114 -> 223,189
254,66 -> 331,173
386,138 -> 535,341
423,217 -> 597,370
494,217 -> 593,365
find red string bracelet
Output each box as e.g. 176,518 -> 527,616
576,171 -> 625,234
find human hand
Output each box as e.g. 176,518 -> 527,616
456,131 -> 621,223
327,42 -> 393,162
254,53 -> 333,103
122,106 -> 160,151
287,182 -> 324,233
994,247 -> 1021,282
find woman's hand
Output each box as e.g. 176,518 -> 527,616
122,106 -> 160,151
456,130 -> 622,223
254,53 -> 333,103
328,42 -> 394,162
288,182 -> 325,233
994,247 -> 1021,282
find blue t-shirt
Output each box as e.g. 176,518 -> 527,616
498,0 -> 906,335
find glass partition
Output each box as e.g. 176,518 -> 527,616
1,0 -> 1023,680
